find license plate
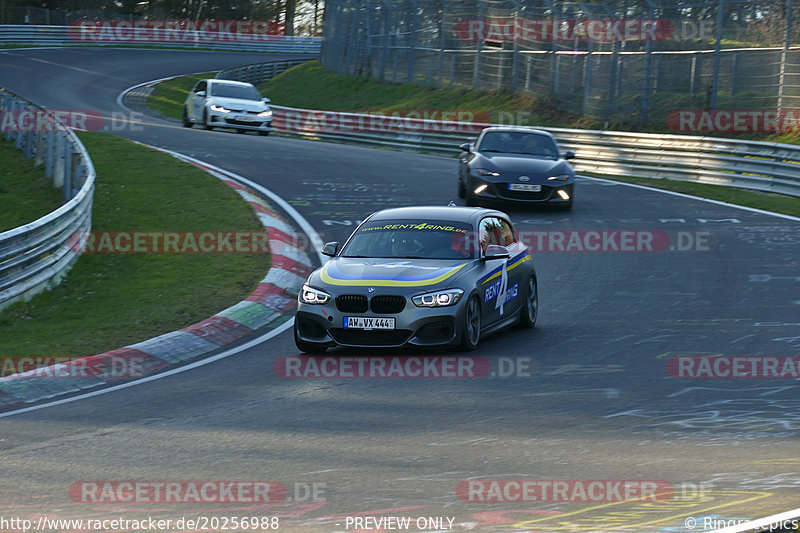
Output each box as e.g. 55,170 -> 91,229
235,115 -> 257,122
344,316 -> 395,330
508,183 -> 541,192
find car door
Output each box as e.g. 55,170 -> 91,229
478,216 -> 511,326
495,216 -> 526,318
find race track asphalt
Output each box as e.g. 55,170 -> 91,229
0,48 -> 798,532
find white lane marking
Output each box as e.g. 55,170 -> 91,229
580,175 -> 800,222
0,155 -> 324,418
0,320 -> 292,419
710,507 -> 800,533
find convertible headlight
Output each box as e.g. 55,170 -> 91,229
257,109 -> 273,118
412,288 -> 464,308
476,168 -> 500,177
548,174 -> 570,181
210,104 -> 231,113
300,285 -> 331,305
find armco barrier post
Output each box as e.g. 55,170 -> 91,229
45,129 -> 55,178
34,131 -> 46,167
14,102 -> 25,149
62,137 -> 72,202
53,131 -> 65,189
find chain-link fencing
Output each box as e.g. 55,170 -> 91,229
321,0 -> 800,129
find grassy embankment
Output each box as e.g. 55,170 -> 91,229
0,133 -> 269,358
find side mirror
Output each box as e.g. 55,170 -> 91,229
459,143 -> 471,152
563,151 -> 575,160
263,97 -> 271,103
196,90 -> 206,97
481,244 -> 510,262
321,241 -> 339,257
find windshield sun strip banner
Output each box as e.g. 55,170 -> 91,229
319,262 -> 468,287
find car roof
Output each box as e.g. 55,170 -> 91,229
205,79 -> 255,88
366,206 -> 511,225
479,126 -> 556,140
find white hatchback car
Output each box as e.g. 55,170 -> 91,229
183,79 -> 273,136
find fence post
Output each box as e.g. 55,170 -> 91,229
407,0 -> 418,83
378,1 -> 388,80
710,0 -> 725,110
605,39 -> 620,124
436,1 -> 448,87
778,0 -> 793,112
730,51 -> 739,96
510,0 -> 522,92
639,8 -> 655,124
472,1 -> 485,89
582,42 -> 593,116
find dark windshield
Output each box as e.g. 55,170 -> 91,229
210,83 -> 263,101
341,220 -> 476,260
478,131 -> 558,157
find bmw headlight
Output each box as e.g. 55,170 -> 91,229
210,104 -> 231,113
300,285 -> 331,305
257,109 -> 273,118
476,168 -> 500,177
412,288 -> 464,308
548,174 -> 570,181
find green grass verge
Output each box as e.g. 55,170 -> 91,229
0,138 -> 63,232
146,60 -> 800,216
0,132 -> 269,358
147,72 -> 216,120
257,61 -> 595,129
585,173 -> 800,217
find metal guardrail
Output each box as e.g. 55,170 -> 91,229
0,88 -> 95,311
270,105 -> 800,197
0,25 -> 322,53
216,58 -> 311,85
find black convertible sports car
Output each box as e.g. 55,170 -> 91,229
458,127 -> 576,210
294,206 -> 538,353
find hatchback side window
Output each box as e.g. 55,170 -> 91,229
195,81 -> 207,93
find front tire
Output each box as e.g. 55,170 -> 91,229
294,325 -> 327,354
457,177 -> 465,199
182,108 -> 192,128
459,296 -> 481,351
202,109 -> 212,130
258,130 -> 270,137
516,276 -> 538,329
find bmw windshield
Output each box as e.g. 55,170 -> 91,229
340,220 -> 475,260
